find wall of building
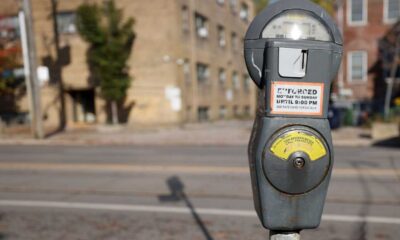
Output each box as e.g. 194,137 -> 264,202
1,0 -> 256,130
341,0 -> 396,102
116,0 -> 183,126
175,0 -> 256,122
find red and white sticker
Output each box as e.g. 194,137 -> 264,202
270,81 -> 324,116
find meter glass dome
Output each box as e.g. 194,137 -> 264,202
262,10 -> 332,42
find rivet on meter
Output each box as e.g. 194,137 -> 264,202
293,157 -> 305,169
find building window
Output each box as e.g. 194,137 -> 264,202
347,0 -> 367,26
0,15 -> 19,39
243,74 -> 251,92
216,0 -> 225,5
230,0 -> 238,13
196,63 -> 209,83
186,106 -> 192,121
231,32 -> 238,52
70,89 -> 96,123
183,59 -> 191,84
384,0 -> 400,23
232,71 -> 240,90
219,106 -> 227,119
198,106 -> 209,121
218,68 -> 226,88
57,12 -> 77,34
240,3 -> 249,21
217,25 -> 226,47
233,105 -> 239,117
244,105 -> 251,117
348,51 -> 368,83
182,6 -> 190,33
195,13 -> 208,38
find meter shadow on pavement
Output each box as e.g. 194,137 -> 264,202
158,176 -> 214,240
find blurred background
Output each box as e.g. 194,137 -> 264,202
0,0 -> 399,239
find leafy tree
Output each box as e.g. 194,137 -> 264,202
254,0 -> 269,14
76,0 -> 135,124
312,0 -> 335,15
253,0 -> 335,15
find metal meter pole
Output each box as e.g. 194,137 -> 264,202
270,231 -> 300,240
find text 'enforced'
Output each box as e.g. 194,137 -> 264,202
271,82 -> 324,115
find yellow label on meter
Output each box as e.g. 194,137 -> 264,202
270,131 -> 327,161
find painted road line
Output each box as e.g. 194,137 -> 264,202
0,163 -> 247,174
0,200 -> 399,225
0,162 -> 399,177
321,215 -> 400,225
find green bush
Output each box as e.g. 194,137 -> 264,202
343,108 -> 354,126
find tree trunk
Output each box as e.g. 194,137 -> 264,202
111,101 -> 119,125
0,116 -> 3,135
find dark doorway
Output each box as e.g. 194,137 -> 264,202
197,106 -> 209,122
69,89 -> 96,124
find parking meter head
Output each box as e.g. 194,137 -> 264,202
244,0 -> 342,88
244,0 -> 343,231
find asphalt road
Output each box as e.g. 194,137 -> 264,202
0,145 -> 399,240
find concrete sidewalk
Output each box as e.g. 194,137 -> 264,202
0,120 -> 372,146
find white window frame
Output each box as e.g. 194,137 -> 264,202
216,0 -> 225,6
57,11 -> 77,34
183,59 -> 191,84
195,13 -> 208,38
383,0 -> 400,24
231,32 -> 238,52
219,105 -> 227,119
218,68 -> 226,87
347,51 -> 368,84
243,74 -> 251,92
0,15 -> 20,38
217,25 -> 226,47
232,71 -> 240,90
230,0 -> 237,13
240,3 -> 249,21
196,63 -> 209,83
243,105 -> 251,116
181,6 -> 190,32
346,0 -> 368,26
233,105 -> 239,117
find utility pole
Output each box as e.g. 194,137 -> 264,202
336,0 -> 345,99
20,0 -> 44,139
384,36 -> 400,121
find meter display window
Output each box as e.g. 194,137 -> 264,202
262,10 -> 332,42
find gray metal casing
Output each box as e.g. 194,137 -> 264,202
244,0 -> 343,231
248,117 -> 333,230
244,0 -> 343,89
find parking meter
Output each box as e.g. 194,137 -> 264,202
244,0 -> 343,232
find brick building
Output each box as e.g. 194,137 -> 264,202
0,0 -> 256,132
335,0 -> 399,109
